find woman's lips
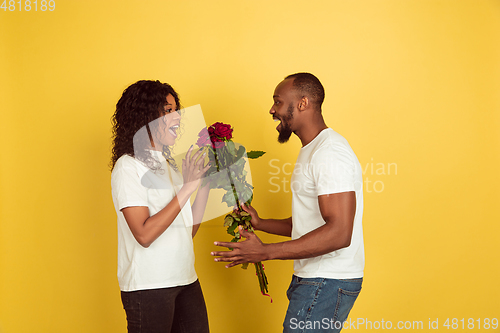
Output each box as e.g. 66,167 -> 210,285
169,124 -> 179,138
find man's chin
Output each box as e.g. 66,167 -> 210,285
278,131 -> 292,144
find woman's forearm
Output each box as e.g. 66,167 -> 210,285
122,184 -> 196,247
191,184 -> 210,237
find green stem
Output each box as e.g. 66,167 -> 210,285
229,176 -> 241,210
212,146 -> 221,172
254,262 -> 268,294
222,145 -> 241,210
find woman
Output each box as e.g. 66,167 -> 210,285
110,80 -> 210,332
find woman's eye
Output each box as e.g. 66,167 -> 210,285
165,109 -> 173,113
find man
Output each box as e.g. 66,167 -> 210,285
211,73 -> 364,333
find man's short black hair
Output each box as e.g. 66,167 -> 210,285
285,72 -> 325,109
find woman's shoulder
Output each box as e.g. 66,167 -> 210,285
112,153 -> 168,179
114,154 -> 138,169
112,154 -> 151,176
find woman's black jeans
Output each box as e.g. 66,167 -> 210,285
121,280 -> 209,333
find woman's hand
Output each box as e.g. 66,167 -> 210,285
182,146 -> 211,193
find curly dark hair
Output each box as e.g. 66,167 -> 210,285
110,80 -> 182,170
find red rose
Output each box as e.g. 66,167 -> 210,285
211,122 -> 233,141
206,126 -> 223,148
198,123 -> 233,149
197,128 -> 212,147
207,126 -> 216,139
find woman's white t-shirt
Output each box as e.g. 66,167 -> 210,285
111,151 -> 197,291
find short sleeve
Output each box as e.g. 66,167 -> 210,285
111,156 -> 149,210
311,143 -> 356,196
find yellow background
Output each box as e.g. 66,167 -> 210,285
1,0 -> 499,332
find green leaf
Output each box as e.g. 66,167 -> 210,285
241,263 -> 249,270
247,150 -> 266,159
227,141 -> 236,155
236,145 -> 246,161
227,221 -> 239,234
245,193 -> 254,205
221,190 -> 237,207
237,187 -> 253,203
214,173 -> 231,190
223,215 -> 234,227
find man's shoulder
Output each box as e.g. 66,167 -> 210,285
312,129 -> 352,156
320,128 -> 350,145
306,130 -> 361,174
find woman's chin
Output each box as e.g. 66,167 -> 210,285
159,136 -> 176,147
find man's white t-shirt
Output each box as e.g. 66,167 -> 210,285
290,128 -> 364,279
111,150 -> 197,291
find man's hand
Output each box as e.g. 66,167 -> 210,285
211,226 -> 269,268
241,203 -> 262,230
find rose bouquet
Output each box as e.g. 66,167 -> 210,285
196,122 -> 269,299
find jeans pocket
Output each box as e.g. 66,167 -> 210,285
332,286 -> 362,324
296,276 -> 325,286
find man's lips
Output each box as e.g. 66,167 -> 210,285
273,117 -> 281,131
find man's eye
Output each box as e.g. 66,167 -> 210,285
274,101 -> 280,105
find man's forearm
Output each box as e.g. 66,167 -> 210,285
264,222 -> 351,260
255,217 -> 292,237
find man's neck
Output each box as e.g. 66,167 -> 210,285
295,124 -> 328,147
296,120 -> 328,147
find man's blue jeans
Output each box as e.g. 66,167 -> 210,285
283,275 -> 363,333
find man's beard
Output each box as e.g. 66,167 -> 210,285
278,103 -> 294,143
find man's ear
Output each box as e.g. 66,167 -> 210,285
298,96 -> 309,111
